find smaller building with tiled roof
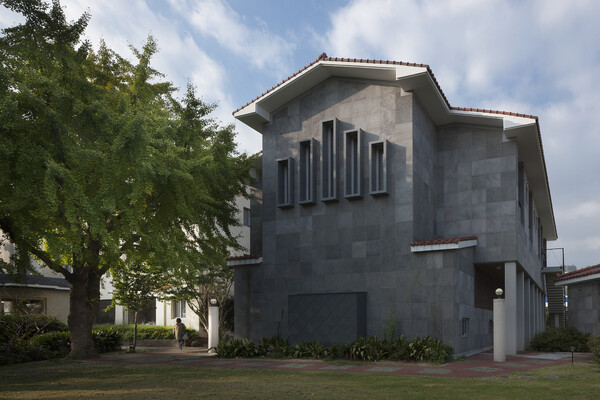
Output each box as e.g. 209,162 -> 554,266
555,264 -> 600,336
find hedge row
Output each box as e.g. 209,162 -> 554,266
215,334 -> 453,364
93,324 -> 199,341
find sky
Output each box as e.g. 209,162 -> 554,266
1,0 -> 599,269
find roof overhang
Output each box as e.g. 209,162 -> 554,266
0,282 -> 70,291
505,123 -> 557,240
411,238 -> 477,253
234,56 -> 557,241
227,256 -> 263,267
555,274 -> 600,286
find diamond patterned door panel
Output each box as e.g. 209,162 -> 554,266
288,292 -> 366,346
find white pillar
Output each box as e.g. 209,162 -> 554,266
540,290 -> 545,332
517,270 -> 525,351
494,298 -> 506,362
208,304 -> 219,354
504,262 -> 517,355
524,278 -> 530,345
530,282 -> 535,337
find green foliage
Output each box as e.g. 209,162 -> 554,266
407,336 -> 452,363
257,334 -> 290,357
214,338 -> 259,358
93,324 -> 198,341
0,0 -> 253,357
527,327 -> 590,352
0,320 -> 122,365
215,334 -> 452,363
0,313 -> 68,344
29,331 -> 71,359
92,327 -> 122,353
587,334 -> 600,360
292,341 -> 326,359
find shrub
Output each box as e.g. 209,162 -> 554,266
347,336 -> 387,361
30,331 -> 71,358
0,314 -> 68,343
93,324 -> 199,341
292,341 -> 326,359
528,327 -> 590,352
587,334 -> 600,360
214,338 -> 259,358
257,335 -> 290,357
92,327 -> 122,353
214,334 -> 452,363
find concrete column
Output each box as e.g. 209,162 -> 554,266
517,270 -> 525,351
529,282 -> 535,339
208,304 -> 219,354
504,262 -> 518,355
493,298 -> 506,362
541,290 -> 545,332
524,278 -> 530,345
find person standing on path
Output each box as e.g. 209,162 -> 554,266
173,318 -> 186,350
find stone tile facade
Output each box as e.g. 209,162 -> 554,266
234,58 -> 555,355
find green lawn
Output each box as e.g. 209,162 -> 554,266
0,360 -> 599,400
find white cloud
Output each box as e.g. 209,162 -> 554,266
169,0 -> 294,78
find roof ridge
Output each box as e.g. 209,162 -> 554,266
231,54 -> 554,231
556,263 -> 600,281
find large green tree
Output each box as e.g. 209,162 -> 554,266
0,0 -> 251,358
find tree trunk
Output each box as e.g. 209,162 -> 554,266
67,267 -> 101,359
132,311 -> 138,352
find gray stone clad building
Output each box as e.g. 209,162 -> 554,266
231,54 -> 557,355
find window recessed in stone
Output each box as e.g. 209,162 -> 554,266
172,300 -> 186,318
321,119 -> 338,202
243,207 -> 251,227
369,140 -> 388,196
277,157 -> 294,208
344,129 -> 362,199
461,317 -> 469,337
299,139 -> 316,205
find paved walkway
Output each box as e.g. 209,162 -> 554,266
92,348 -> 594,378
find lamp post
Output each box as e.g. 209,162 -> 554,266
493,288 -> 506,362
570,345 -> 575,364
208,299 -> 219,354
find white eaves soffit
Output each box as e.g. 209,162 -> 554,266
233,58 -> 557,239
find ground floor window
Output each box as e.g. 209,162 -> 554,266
172,300 -> 186,318
2,298 -> 46,314
461,318 -> 470,337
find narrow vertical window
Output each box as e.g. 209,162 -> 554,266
518,164 -> 524,224
243,207 -> 251,227
172,300 -> 186,318
277,157 -> 294,208
461,318 -> 469,337
321,119 -> 338,202
369,140 -> 388,196
529,190 -> 534,242
299,139 -> 316,204
344,129 -> 361,198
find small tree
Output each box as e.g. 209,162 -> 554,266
162,259 -> 233,334
109,259 -> 161,352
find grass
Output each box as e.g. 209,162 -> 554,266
0,359 -> 599,399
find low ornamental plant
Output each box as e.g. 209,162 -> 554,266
215,334 -> 452,363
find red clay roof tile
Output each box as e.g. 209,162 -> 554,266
232,54 -> 553,231
555,264 -> 600,282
